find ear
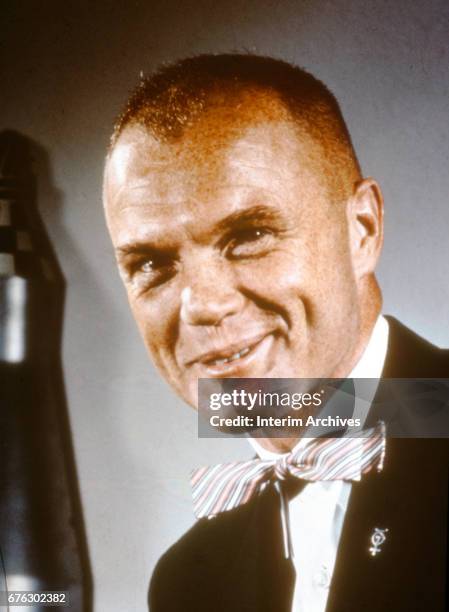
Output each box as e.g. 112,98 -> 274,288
347,177 -> 384,279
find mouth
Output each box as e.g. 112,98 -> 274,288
189,332 -> 275,376
205,344 -> 255,366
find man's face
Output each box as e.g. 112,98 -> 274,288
104,109 -> 361,408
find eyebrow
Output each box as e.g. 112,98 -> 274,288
213,204 -> 285,233
115,204 -> 285,257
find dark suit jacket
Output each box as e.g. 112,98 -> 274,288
149,318 -> 449,611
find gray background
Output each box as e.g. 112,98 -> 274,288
1,1 -> 448,610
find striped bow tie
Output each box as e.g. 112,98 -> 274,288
191,422 -> 386,519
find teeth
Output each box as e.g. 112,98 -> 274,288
211,346 -> 251,366
214,358 -> 227,365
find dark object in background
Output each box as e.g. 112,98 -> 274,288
0,131 -> 91,610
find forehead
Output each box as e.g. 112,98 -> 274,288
104,108 -> 329,242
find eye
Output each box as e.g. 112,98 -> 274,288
130,253 -> 177,289
225,227 -> 274,259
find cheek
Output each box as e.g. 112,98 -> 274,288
303,242 -> 359,336
236,244 -> 306,295
127,289 -> 179,367
240,233 -> 356,326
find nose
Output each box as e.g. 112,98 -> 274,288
180,260 -> 245,326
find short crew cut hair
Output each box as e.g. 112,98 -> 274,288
110,53 -> 361,191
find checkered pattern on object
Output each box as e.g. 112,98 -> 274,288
0,198 -> 52,278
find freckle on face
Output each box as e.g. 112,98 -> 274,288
104,112 -> 360,409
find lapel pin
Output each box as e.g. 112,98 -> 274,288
369,527 -> 388,556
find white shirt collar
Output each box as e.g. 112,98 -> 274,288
249,315 -> 389,461
348,315 -> 389,379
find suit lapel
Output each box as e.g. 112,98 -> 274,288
326,319 -> 448,611
326,438 -> 448,612
325,439 -> 402,612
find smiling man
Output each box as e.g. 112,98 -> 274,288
103,55 -> 449,611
